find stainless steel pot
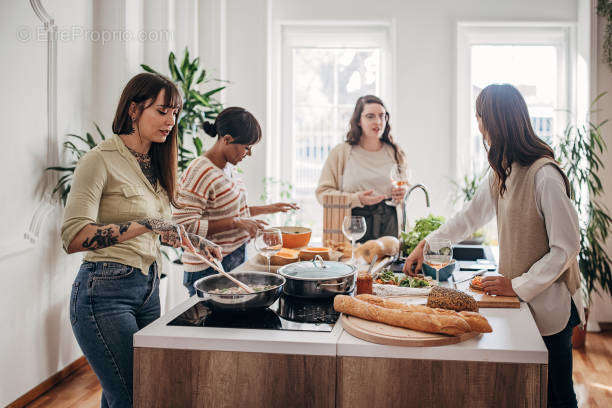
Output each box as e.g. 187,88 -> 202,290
193,271 -> 285,312
277,256 -> 356,298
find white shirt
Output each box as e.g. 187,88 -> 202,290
341,145 -> 396,197
429,164 -> 583,336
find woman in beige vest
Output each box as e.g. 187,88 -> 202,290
316,95 -> 408,241
404,84 -> 581,407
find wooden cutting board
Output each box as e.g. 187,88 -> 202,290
341,314 -> 481,347
456,281 -> 520,308
383,284 -> 520,309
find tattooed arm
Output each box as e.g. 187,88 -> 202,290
67,218 -> 222,262
66,218 -> 185,254
67,221 -> 149,253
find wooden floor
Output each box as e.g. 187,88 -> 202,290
24,331 -> 612,408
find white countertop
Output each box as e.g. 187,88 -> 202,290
135,250 -> 547,363
337,303 -> 547,364
134,296 -> 547,364
133,295 -> 343,357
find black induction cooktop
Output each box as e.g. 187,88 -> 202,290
167,294 -> 340,332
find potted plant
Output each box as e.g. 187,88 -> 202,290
46,124 -> 106,205
142,48 -> 227,173
556,93 -> 612,348
48,48 -> 227,202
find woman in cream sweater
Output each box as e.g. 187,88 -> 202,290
404,84 -> 581,407
316,95 -> 408,241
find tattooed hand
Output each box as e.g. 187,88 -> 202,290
136,218 -> 183,248
183,233 -> 223,262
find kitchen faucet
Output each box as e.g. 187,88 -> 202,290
401,184 -> 430,234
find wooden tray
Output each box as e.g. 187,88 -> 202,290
341,314 -> 480,347
456,281 -> 520,308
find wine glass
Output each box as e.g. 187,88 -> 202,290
342,216 -> 367,261
385,165 -> 410,206
254,228 -> 283,273
423,238 -> 453,284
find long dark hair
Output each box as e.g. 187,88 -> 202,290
346,95 -> 404,166
475,84 -> 555,197
112,72 -> 183,207
202,106 -> 262,145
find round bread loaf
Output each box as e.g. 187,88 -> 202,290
426,286 -> 478,312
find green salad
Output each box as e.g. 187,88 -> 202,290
374,269 -> 431,288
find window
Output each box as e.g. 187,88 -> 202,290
273,24 -> 392,238
457,24 -> 574,176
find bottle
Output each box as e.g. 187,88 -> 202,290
356,271 -> 373,295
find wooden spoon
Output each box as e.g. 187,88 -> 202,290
183,247 -> 255,294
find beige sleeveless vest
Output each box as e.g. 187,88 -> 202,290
493,157 -> 580,294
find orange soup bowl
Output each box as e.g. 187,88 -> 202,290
275,226 -> 312,249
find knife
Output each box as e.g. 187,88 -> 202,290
452,269 -> 487,285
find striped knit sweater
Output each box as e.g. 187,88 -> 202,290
173,156 -> 251,272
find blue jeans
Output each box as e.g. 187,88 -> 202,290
183,243 -> 247,296
70,261 -> 160,408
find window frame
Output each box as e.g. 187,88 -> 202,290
455,22 -> 576,178
268,21 -> 394,232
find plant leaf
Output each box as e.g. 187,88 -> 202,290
202,86 -> 226,98
140,64 -> 157,74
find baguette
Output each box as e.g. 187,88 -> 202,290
334,295 -> 470,336
355,294 -> 492,333
458,311 -> 493,333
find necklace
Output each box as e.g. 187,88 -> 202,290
126,146 -> 156,186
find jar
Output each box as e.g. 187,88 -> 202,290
355,272 -> 373,295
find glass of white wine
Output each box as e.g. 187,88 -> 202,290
423,238 -> 453,284
385,164 -> 410,206
342,215 -> 367,261
254,228 -> 283,274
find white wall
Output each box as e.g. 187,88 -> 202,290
0,1 -> 208,403
0,0 -> 93,405
219,0 -> 579,220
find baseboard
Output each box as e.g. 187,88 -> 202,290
7,356 -> 89,408
599,322 -> 612,331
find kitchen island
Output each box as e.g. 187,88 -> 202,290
134,293 -> 548,407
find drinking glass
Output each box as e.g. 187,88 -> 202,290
423,238 -> 453,284
254,228 -> 283,273
385,165 -> 410,206
342,216 -> 367,261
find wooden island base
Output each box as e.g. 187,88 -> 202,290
134,347 -> 546,408
134,347 -> 336,408
337,357 -> 547,408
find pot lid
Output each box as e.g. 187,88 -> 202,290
278,256 -> 355,280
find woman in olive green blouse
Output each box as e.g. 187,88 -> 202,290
61,73 -> 220,408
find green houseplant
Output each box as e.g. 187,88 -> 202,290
556,93 -> 612,347
46,124 -> 106,205
48,48 -> 226,203
142,48 -> 227,172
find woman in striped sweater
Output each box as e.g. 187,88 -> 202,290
174,107 -> 298,295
